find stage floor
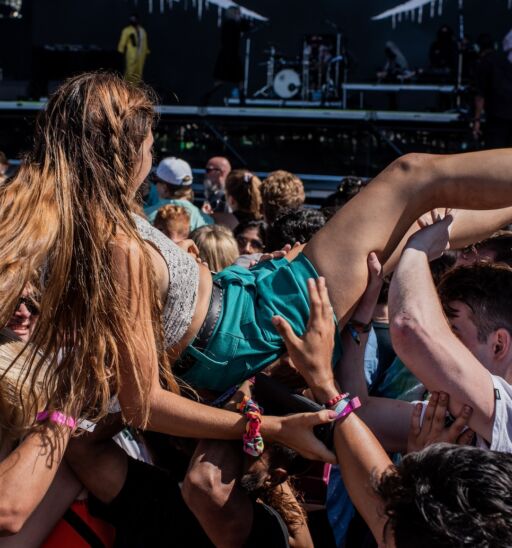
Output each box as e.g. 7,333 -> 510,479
0,100 -> 462,124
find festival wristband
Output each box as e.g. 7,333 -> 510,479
36,410 -> 77,430
330,396 -> 361,421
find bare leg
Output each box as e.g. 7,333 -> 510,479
304,151 -> 512,324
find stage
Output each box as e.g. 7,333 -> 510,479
0,101 -> 469,179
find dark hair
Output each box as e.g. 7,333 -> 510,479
233,219 -> 267,246
461,231 -> 512,267
376,443 -> 512,547
266,208 -> 325,251
0,151 -> 7,165
430,251 -> 457,286
323,176 -> 368,210
437,262 -> 512,342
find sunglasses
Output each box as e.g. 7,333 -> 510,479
205,167 -> 222,173
236,236 -> 264,251
16,296 -> 40,316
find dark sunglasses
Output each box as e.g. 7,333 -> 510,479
236,235 -> 264,251
205,167 -> 222,173
16,296 -> 40,315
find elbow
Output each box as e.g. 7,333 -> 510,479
0,503 -> 30,535
390,312 -> 424,360
182,464 -> 229,511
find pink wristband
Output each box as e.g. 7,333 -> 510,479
36,411 -> 76,430
335,397 -> 361,421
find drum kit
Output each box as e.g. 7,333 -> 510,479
252,32 -> 348,102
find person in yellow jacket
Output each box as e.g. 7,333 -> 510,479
117,14 -> 149,84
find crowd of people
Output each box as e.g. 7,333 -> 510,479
2,72 -> 512,548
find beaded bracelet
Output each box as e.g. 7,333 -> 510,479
237,395 -> 264,457
326,392 -> 350,408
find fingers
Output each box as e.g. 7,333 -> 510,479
422,392 -> 439,434
409,402 -> 423,439
306,410 -> 338,464
432,392 -> 449,433
272,315 -> 300,348
316,277 -> 333,322
307,278 -> 323,326
367,252 -> 384,285
449,404 -> 473,443
457,427 -> 475,446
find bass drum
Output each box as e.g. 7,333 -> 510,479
273,69 -> 301,99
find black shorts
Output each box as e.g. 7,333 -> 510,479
89,457 -> 289,548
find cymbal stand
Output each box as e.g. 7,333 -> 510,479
253,46 -> 276,98
243,37 -> 251,98
456,0 -> 464,108
301,41 -> 310,101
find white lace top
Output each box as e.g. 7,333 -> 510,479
133,214 -> 199,348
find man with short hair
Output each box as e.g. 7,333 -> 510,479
260,171 -> 305,224
144,157 -> 212,231
203,156 -> 231,213
389,216 -> 512,452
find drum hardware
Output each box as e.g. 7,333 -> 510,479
253,45 -> 277,98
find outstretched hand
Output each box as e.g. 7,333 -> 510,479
277,409 -> 338,464
408,209 -> 457,261
407,391 -> 474,453
272,277 -> 336,400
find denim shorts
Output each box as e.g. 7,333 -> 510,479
181,253 -> 341,392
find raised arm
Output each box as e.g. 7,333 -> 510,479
272,278 -> 392,543
383,207 -> 512,275
389,215 -> 495,442
335,253 -> 413,453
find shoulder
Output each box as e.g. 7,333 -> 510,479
110,234 -> 145,269
488,375 -> 512,452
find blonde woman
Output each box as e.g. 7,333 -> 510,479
190,224 -> 239,272
0,73 -> 334,464
2,72 -> 512,467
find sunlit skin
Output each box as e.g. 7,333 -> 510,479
5,289 -> 38,343
204,157 -> 231,190
447,300 -> 498,370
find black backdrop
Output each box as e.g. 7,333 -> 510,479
1,0 -> 512,103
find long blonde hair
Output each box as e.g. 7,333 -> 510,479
0,72 -> 178,428
0,329 -> 45,445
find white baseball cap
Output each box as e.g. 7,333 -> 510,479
155,157 -> 193,186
